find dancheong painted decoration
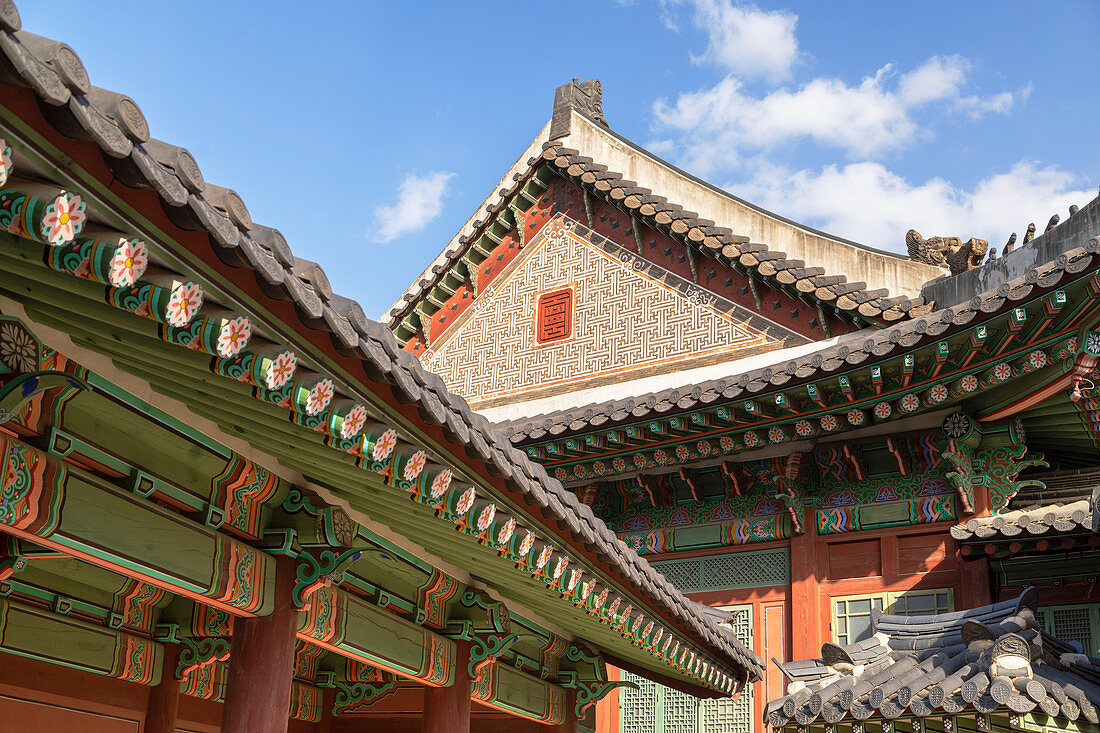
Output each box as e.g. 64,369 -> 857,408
382,74 -> 1100,733
0,5 -> 1097,733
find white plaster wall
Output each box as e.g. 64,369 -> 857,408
562,113 -> 943,297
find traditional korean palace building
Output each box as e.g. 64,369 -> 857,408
0,4 -> 769,732
0,2 -> 1098,732
384,75 -> 1100,733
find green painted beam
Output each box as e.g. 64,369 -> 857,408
0,596 -> 162,684
1,434 -> 275,617
0,244 -> 736,692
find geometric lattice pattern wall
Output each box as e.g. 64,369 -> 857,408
701,606 -> 753,733
422,217 -> 776,407
619,671 -> 659,733
651,549 -> 789,593
621,605 -> 754,733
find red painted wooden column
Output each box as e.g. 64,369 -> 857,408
595,665 -> 620,733
221,556 -> 298,733
422,641 -> 471,733
553,689 -> 580,733
958,551 -> 993,608
315,686 -> 335,733
788,507 -> 821,660
145,642 -> 180,733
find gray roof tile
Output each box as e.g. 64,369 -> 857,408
768,589 -> 1100,727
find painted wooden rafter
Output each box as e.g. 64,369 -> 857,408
4,314 -> 743,691
0,146 -> 744,694
535,315 -> 1090,484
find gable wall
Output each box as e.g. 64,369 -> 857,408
405,176 -> 859,409
561,179 -> 855,341
565,112 -> 944,296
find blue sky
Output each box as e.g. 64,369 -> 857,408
20,1 -> 1100,317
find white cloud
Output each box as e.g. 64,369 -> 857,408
373,171 -> 456,243
663,0 -> 800,82
898,55 -> 969,105
733,160 -> 1091,252
652,56 -> 1027,176
958,83 -> 1032,120
646,2 -> 1065,258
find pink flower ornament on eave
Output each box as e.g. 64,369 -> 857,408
216,317 -> 251,359
108,239 -> 149,287
402,449 -> 427,480
165,282 -> 203,327
341,405 -> 368,441
305,378 -> 335,416
41,192 -> 87,246
371,428 -> 397,461
265,351 -> 298,390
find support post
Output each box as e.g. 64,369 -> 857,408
422,640 -> 471,733
554,688 -> 580,733
595,665 -> 621,733
958,552 -> 994,608
221,556 -> 298,733
315,686 -> 335,733
789,507 -> 821,660
145,642 -> 180,733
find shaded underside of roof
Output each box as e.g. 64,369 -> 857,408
1014,468 -> 1100,506
952,468 -> 1100,541
0,0 -> 761,686
767,589 -> 1100,728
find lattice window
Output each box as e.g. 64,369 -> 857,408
652,549 -> 789,593
664,687 -> 700,733
701,552 -> 788,589
701,606 -> 753,733
702,697 -> 752,733
834,595 -> 885,646
891,590 -> 952,617
620,671 -> 658,733
657,559 -> 703,591
1039,604 -> 1100,655
535,287 -> 574,344
620,605 -> 754,733
832,590 -> 953,645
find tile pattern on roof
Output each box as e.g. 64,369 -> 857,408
767,589 -> 1100,728
950,500 -> 1096,541
388,139 -> 938,332
0,0 -> 761,683
501,229 -> 1100,443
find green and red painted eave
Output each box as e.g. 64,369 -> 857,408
516,276 -> 1100,486
0,79 -> 753,696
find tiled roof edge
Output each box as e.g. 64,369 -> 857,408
385,137 -> 937,335
0,1 -> 762,681
502,233 -> 1100,442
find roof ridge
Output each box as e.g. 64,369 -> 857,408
501,235 -> 1100,442
384,113 -> 942,340
0,2 -> 760,687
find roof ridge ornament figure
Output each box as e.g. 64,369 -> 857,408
550,78 -> 609,140
988,632 -> 1032,678
906,229 -> 989,275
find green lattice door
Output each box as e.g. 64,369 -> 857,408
1037,604 -> 1100,655
620,604 -> 753,733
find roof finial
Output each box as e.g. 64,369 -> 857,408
549,78 -> 609,140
